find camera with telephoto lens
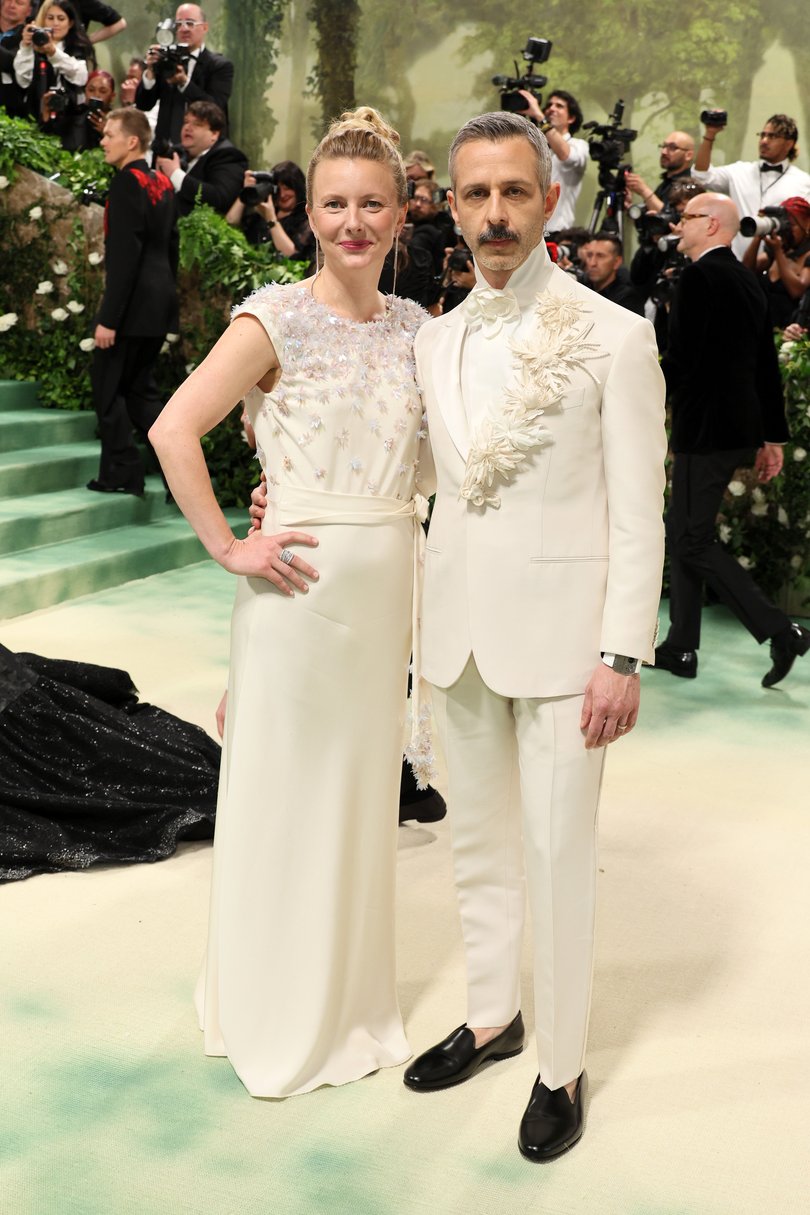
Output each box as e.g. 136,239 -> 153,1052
628,202 -> 679,248
700,108 -> 727,127
739,206 -> 793,243
30,25 -> 51,48
492,37 -> 552,113
151,19 -> 191,78
240,171 -> 279,207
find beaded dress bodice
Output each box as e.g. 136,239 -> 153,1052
234,285 -> 429,502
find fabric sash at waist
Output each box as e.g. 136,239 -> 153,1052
273,486 -> 435,788
275,485 -> 423,528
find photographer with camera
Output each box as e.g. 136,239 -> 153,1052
54,64 -> 112,148
625,131 -> 694,213
741,196 -> 810,329
517,87 -> 588,234
13,0 -> 93,147
155,99 -> 246,219
225,160 -> 314,267
693,111 -> 810,259
629,180 -> 705,350
408,177 -> 453,275
136,4 -> 233,149
1,0 -> 34,117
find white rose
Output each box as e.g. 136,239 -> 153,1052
793,447 -> 807,462
88,252 -> 103,266
0,176 -> 9,189
727,480 -> 746,496
737,555 -> 753,570
0,312 -> 19,332
66,301 -> 84,314
185,362 -> 197,374
35,281 -> 54,295
52,260 -> 69,275
28,205 -> 43,220
50,308 -> 69,322
718,524 -> 731,543
778,507 -> 789,526
751,486 -> 765,503
790,554 -> 802,570
79,337 -> 96,352
750,503 -> 768,517
160,341 -> 170,355
165,333 -> 179,343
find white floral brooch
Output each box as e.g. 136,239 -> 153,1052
459,293 -> 604,508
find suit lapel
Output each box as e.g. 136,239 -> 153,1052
430,311 -> 469,461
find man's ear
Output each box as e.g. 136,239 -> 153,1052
447,188 -> 458,225
544,182 -> 561,223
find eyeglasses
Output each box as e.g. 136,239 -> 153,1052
678,212 -> 711,223
174,19 -> 204,28
658,143 -> 689,152
756,131 -> 788,140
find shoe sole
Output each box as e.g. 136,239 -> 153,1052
403,1044 -> 524,1092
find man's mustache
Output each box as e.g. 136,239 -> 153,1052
478,225 -> 519,245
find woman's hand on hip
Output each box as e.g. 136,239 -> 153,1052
222,530 -> 319,595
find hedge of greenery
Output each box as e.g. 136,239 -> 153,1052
0,112 -> 306,508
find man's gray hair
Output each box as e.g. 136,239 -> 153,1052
448,112 -> 552,193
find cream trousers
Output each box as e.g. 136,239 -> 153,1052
431,656 -> 606,1090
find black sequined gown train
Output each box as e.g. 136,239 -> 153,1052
0,645 -> 220,882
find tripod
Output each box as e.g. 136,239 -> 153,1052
587,163 -> 631,240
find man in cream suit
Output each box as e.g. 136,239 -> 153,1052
403,113 -> 667,1161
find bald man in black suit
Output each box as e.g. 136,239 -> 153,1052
656,191 -> 809,687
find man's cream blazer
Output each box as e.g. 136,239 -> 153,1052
415,256 -> 667,699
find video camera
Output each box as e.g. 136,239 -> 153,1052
740,206 -> 793,243
240,171 -> 279,207
151,19 -> 191,78
492,37 -> 552,113
583,99 -> 637,174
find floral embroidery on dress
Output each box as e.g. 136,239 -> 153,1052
459,293 -> 604,509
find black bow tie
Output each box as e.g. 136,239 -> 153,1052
760,162 -> 783,174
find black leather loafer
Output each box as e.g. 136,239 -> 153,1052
86,479 -> 144,498
403,1011 -> 524,1091
399,791 -> 447,825
653,645 -> 698,678
518,1071 -> 587,1162
762,622 -> 810,688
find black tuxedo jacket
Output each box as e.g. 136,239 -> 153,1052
135,48 -> 234,145
662,246 -> 788,453
175,137 -> 248,218
98,160 -> 179,337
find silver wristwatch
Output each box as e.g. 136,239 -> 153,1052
601,653 -> 641,676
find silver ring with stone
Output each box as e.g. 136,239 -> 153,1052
279,548 -> 295,565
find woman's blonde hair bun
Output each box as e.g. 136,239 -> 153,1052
328,107 -> 401,148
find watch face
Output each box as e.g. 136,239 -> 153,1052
614,655 -> 639,675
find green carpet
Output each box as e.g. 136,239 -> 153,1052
1,569 -> 807,1215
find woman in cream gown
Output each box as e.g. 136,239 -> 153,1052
150,109 -> 433,1098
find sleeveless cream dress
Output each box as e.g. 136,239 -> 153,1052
195,284 -> 431,1097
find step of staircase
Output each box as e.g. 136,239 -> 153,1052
0,516 -> 209,619
0,380 -> 248,618
1,408 -> 97,452
0,380 -> 41,411
0,479 -> 174,555
0,441 -> 100,497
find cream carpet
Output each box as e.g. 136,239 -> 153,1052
1,563 -> 808,1215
